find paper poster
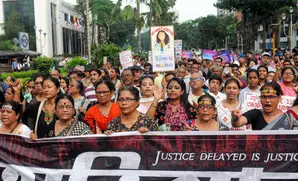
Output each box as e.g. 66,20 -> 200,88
278,96 -> 296,113
119,50 -> 133,69
217,51 -> 231,64
148,51 -> 152,64
182,51 -> 193,58
174,40 -> 182,60
151,26 -> 175,72
203,50 -> 218,60
242,93 -> 262,113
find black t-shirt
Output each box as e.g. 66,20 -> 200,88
243,109 -> 268,130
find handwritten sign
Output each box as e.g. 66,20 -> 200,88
151,26 -> 175,72
278,96 -> 296,113
242,94 -> 262,113
119,50 -> 133,69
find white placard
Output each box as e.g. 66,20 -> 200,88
174,40 -> 182,60
278,96 -> 296,113
151,26 -> 175,72
119,50 -> 133,69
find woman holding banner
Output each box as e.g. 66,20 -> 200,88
185,95 -> 229,131
104,86 -> 157,135
232,82 -> 297,130
46,94 -> 92,137
0,100 -> 31,137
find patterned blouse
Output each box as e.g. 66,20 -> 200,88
155,101 -> 188,131
106,113 -> 158,132
47,119 -> 92,137
187,120 -> 230,131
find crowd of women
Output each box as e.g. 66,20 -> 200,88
0,50 -> 298,139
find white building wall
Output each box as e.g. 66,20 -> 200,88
34,0 -> 84,57
254,26 -> 298,52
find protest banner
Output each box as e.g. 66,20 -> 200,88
119,50 -> 133,68
217,51 -> 232,64
182,51 -> 192,58
174,40 -> 182,60
278,95 -> 296,113
202,50 -> 217,60
151,26 -> 175,72
1,131 -> 298,181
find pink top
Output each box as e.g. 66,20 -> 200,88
279,82 -> 296,97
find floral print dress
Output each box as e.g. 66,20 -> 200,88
155,101 -> 188,131
106,113 -> 158,132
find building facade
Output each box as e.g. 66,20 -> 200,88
0,0 -> 87,57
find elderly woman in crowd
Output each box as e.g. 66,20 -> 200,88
0,100 -> 31,137
84,80 -> 121,134
186,95 -> 229,131
24,77 -> 61,139
147,77 -> 190,131
105,86 -> 157,135
137,75 -> 155,114
46,94 -> 92,137
232,82 -> 297,130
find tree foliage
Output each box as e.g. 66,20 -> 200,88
91,43 -> 121,67
214,0 -> 297,50
66,57 -> 88,69
174,15 -> 238,50
1,9 -> 25,40
32,56 -> 53,72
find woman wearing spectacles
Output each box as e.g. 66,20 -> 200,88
232,82 -> 297,130
105,86 -> 157,135
185,95 -> 229,131
273,67 -> 296,97
46,94 -> 92,137
84,80 -> 121,134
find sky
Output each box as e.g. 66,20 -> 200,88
64,0 -> 218,23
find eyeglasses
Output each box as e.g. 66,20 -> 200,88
283,72 -> 294,75
117,98 -> 136,103
96,91 -> 110,95
57,105 -> 73,110
190,78 -> 202,82
260,95 -> 278,100
198,104 -> 214,110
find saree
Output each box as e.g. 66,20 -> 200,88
262,113 -> 298,130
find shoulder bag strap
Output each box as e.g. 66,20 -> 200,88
66,119 -> 79,136
81,97 -> 86,107
34,101 -> 45,134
